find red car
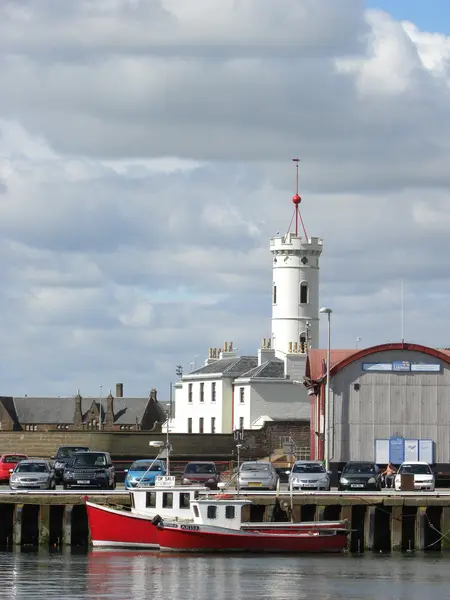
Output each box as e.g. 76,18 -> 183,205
0,454 -> 28,483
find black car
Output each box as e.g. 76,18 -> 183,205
338,461 -> 381,491
62,451 -> 115,490
51,445 -> 90,484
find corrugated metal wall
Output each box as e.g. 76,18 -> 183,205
331,350 -> 450,463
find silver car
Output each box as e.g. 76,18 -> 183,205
288,460 -> 331,491
9,459 -> 56,490
238,461 -> 279,491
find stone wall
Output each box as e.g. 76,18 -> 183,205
0,419 -> 310,461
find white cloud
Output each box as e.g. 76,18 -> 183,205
0,1 -> 450,395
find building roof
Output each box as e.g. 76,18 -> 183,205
14,397 -> 75,424
306,350 -> 358,382
307,343 -> 450,382
236,358 -> 285,380
189,356 -> 258,377
12,396 -> 166,425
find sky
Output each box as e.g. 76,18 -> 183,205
1,0 -> 450,398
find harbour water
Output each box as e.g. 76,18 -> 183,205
2,550 -> 450,600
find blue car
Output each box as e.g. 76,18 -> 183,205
124,459 -> 166,489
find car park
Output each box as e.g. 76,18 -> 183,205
338,461 -> 381,491
9,459 -> 56,490
238,461 -> 279,491
62,451 -> 115,490
51,445 -> 90,484
394,461 -> 435,491
181,461 -> 220,490
289,460 -> 331,491
124,459 -> 166,489
0,454 -> 28,484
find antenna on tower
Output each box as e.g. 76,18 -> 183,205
290,158 -> 308,239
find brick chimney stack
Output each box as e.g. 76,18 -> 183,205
116,383 -> 123,398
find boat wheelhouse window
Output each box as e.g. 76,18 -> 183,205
193,505 -> 200,518
207,505 -> 217,520
225,506 -> 235,519
162,492 -> 173,508
146,492 -> 156,508
180,493 -> 190,509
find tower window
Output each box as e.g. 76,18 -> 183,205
273,284 -> 277,304
300,282 -> 308,304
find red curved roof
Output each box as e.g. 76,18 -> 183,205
306,343 -> 450,382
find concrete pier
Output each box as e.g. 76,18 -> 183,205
1,490 -> 450,551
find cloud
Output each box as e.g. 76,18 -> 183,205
0,1 -> 449,396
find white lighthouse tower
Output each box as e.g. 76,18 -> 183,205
270,159 -> 323,359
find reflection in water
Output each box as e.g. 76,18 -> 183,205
1,548 -> 450,600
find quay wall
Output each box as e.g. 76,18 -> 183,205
1,492 -> 450,552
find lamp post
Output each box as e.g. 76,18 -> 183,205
319,307 -> 332,472
236,443 -> 242,495
100,385 -> 103,431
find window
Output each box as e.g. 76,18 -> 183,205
199,418 -> 204,434
188,383 -> 193,403
193,505 -> 200,518
207,505 -> 217,519
162,493 -> 173,508
300,282 -> 308,304
225,506 -> 235,519
273,284 -> 277,304
239,417 -> 244,430
180,493 -> 190,509
211,382 -> 216,402
211,417 -> 216,434
239,387 -> 245,403
200,382 -> 204,403
146,492 -> 156,508
187,418 -> 192,434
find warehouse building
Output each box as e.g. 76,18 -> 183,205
305,342 -> 450,468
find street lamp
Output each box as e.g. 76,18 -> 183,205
319,307 -> 332,472
100,385 -> 103,431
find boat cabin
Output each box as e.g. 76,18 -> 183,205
191,498 -> 252,530
130,484 -> 207,520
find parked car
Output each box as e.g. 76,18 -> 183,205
394,461 -> 435,491
238,461 -> 279,491
62,451 -> 115,490
124,459 -> 166,489
289,460 -> 331,491
338,461 -> 381,491
51,445 -> 90,484
181,461 -> 220,490
0,454 -> 28,484
9,459 -> 56,490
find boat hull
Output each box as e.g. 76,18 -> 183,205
86,502 -> 159,549
156,524 -> 348,553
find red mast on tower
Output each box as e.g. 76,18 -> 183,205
290,158 -> 308,239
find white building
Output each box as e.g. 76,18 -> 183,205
171,183 -> 323,434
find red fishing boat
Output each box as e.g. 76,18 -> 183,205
153,497 -> 349,553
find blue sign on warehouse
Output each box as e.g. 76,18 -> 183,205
389,437 -> 405,464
